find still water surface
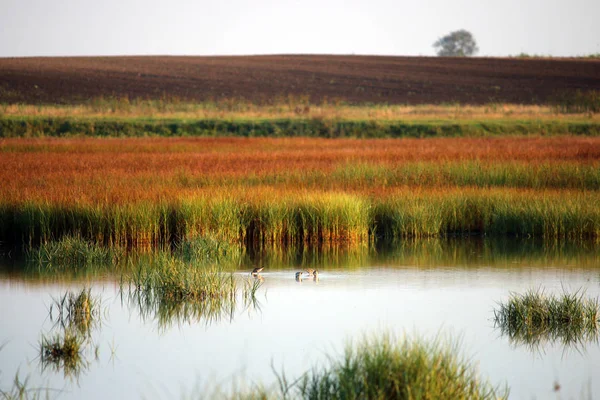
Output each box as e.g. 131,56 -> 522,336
1,240 -> 599,399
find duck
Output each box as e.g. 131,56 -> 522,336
251,266 -> 264,276
295,271 -> 303,282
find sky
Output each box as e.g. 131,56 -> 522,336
1,0 -> 599,58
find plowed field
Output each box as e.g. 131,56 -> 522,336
1,55 -> 599,105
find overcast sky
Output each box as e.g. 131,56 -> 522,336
1,0 -> 599,58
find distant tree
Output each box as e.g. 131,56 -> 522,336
433,30 -> 478,57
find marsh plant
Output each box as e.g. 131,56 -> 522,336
124,252 -> 262,329
39,329 -> 87,379
494,288 -> 600,350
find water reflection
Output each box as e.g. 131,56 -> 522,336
0,238 -> 599,400
495,319 -> 600,354
239,238 -> 600,272
493,289 -> 600,353
39,288 -> 105,381
121,276 -> 263,331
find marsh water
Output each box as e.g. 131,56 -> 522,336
1,239 -> 599,399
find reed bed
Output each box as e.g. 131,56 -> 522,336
1,136 -> 598,248
494,289 -> 600,350
3,188 -> 599,248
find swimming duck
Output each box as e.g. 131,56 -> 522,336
251,266 -> 264,276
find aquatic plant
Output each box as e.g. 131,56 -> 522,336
494,288 -> 600,350
39,329 -> 86,379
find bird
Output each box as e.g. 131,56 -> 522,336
312,270 -> 319,281
295,271 -> 303,281
303,268 -> 316,275
251,266 -> 264,276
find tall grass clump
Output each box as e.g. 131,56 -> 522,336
494,288 -> 600,349
293,333 -> 505,400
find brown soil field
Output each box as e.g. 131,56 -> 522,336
0,55 -> 599,105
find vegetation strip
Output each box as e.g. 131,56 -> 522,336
1,116 -> 599,138
2,136 -> 598,248
2,188 -> 598,249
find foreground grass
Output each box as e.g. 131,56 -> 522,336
494,289 -> 600,350
201,333 -> 506,400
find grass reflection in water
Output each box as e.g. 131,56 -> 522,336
494,288 -> 600,352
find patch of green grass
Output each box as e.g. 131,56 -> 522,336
494,288 -> 600,350
1,116 -> 599,138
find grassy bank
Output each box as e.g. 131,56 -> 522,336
1,99 -> 599,138
1,115 -> 599,138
